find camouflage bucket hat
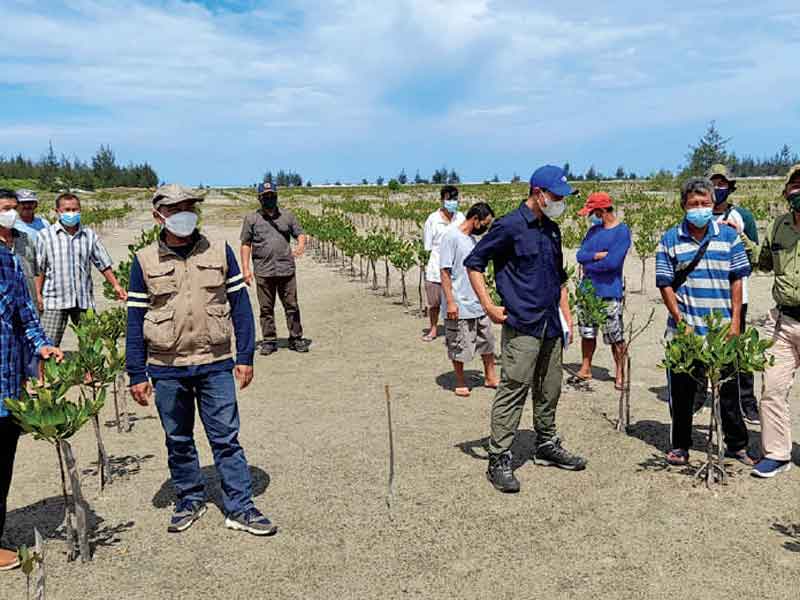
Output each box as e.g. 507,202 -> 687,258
784,164 -> 800,191
151,184 -> 205,209
706,164 -> 734,183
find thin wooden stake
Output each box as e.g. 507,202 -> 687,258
384,385 -> 395,516
33,528 -> 45,600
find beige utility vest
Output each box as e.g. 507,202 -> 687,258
137,236 -> 233,367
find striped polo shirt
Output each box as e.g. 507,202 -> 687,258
655,220 -> 751,336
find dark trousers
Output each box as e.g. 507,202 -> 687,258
738,304 -> 757,412
0,417 -> 21,542
668,362 -> 749,452
153,370 -> 254,516
255,275 -> 303,342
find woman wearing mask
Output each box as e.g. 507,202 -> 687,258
421,185 -> 465,341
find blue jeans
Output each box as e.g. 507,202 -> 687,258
153,370 -> 254,516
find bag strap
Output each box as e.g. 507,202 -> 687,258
670,236 -> 712,291
260,211 -> 291,243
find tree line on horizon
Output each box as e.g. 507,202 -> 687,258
0,143 -> 158,191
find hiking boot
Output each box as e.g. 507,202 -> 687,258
288,338 -> 310,353
168,500 -> 207,533
534,436 -> 587,471
260,341 -> 278,356
486,452 -> 520,493
0,549 -> 20,571
225,508 -> 278,536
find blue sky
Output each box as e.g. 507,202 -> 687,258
2,1 -> 800,185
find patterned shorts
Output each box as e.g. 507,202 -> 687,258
578,298 -> 624,345
40,307 -> 85,347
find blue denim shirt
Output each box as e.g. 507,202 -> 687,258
0,244 -> 51,416
464,201 -> 568,338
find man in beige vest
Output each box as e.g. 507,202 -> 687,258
126,184 -> 276,536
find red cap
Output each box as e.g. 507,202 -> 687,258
577,192 -> 613,216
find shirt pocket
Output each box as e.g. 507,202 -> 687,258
772,243 -> 792,276
513,236 -> 540,273
205,304 -> 232,346
146,264 -> 178,297
196,261 -> 225,289
143,308 -> 176,352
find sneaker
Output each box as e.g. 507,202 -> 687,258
168,500 -> 207,533
742,405 -> 760,425
260,341 -> 278,356
666,448 -> 689,466
486,452 -> 520,493
751,458 -> 792,479
534,436 -> 587,471
0,549 -> 20,571
724,448 -> 756,466
225,508 -> 278,536
288,338 -> 310,353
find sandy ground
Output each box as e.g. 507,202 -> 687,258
4,203 -> 800,600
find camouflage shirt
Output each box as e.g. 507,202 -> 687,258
757,212 -> 800,307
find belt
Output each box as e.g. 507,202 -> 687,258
778,305 -> 800,321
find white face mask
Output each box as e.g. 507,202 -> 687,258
540,193 -> 566,219
0,209 -> 18,230
159,210 -> 198,238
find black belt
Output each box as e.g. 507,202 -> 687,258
778,305 -> 800,321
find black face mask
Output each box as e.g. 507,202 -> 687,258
788,192 -> 800,213
473,224 -> 489,236
260,195 -> 278,211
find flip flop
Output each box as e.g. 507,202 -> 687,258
454,387 -> 471,397
615,382 -> 625,391
567,374 -> 592,385
421,333 -> 437,342
484,380 -> 499,389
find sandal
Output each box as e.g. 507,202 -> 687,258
724,448 -> 756,466
666,448 -> 689,466
484,380 -> 499,389
454,387 -> 471,397
421,333 -> 437,342
615,381 -> 625,391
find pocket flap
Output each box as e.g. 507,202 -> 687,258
144,308 -> 175,324
206,304 -> 230,317
147,264 -> 176,278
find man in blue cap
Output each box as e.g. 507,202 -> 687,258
240,182 -> 309,355
465,165 -> 587,493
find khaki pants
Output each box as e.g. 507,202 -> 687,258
489,324 -> 562,455
761,308 -> 800,461
255,275 -> 303,342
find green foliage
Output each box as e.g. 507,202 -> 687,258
103,225 -> 160,302
660,311 -> 774,386
71,309 -> 126,390
571,278 -> 609,328
5,358 -> 97,442
387,179 -> 401,192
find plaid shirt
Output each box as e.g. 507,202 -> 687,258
36,222 -> 114,310
0,244 -> 51,417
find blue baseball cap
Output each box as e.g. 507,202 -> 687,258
529,165 -> 574,197
257,182 -> 278,195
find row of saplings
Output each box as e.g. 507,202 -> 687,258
4,227 -> 160,599
299,207 -> 776,488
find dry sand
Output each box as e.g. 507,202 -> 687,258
3,203 -> 800,600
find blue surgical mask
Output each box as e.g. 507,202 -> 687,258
714,188 -> 731,205
444,200 -> 458,214
590,215 -> 603,226
686,207 -> 713,228
60,211 -> 81,227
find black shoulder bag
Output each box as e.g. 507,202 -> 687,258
670,237 -> 711,291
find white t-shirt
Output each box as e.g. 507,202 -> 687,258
423,209 -> 465,282
438,227 -> 484,319
715,208 -> 749,305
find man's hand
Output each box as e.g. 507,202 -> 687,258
130,381 -> 153,407
564,317 -> 574,346
446,301 -> 459,321
39,346 -> 64,363
235,365 -> 254,390
486,304 -> 507,324
594,251 -> 608,261
114,285 -> 128,302
243,271 -> 254,286
292,246 -> 305,258
36,295 -> 44,313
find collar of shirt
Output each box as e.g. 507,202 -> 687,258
517,200 -> 551,228
54,221 -> 85,237
678,218 -> 720,242
158,230 -> 205,259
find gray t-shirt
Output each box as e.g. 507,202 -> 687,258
439,227 -> 484,319
240,208 -> 304,278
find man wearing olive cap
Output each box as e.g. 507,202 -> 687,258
126,184 -> 277,535
753,164 -> 800,478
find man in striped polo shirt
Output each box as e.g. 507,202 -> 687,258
35,192 -> 127,345
655,177 -> 753,466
